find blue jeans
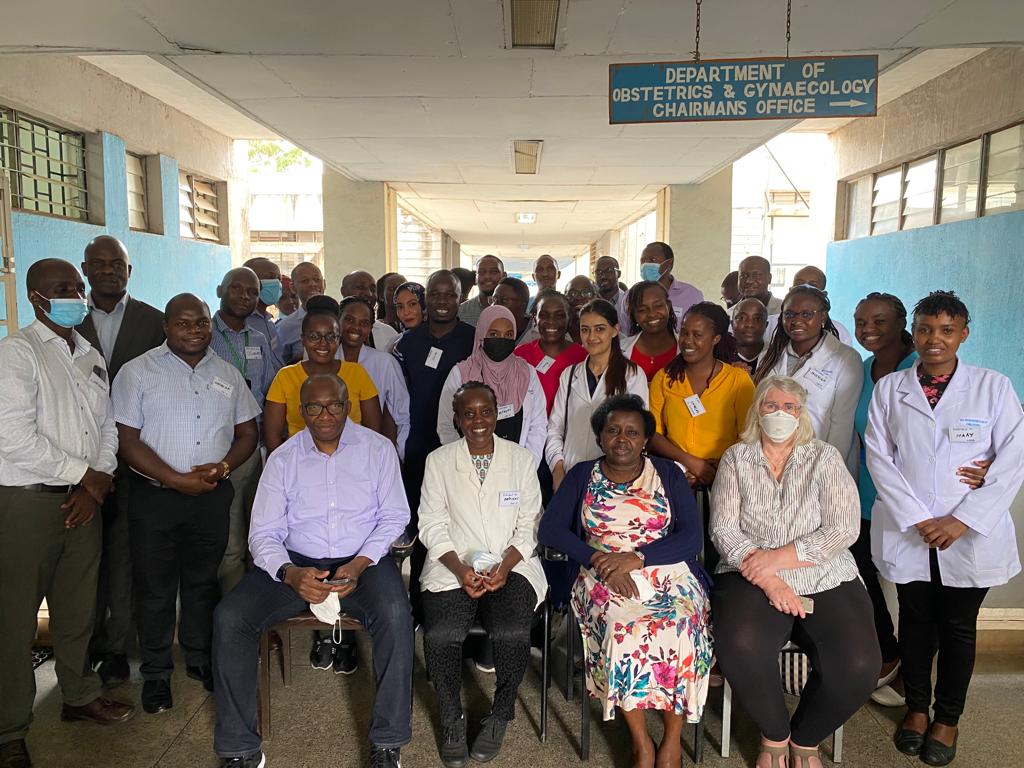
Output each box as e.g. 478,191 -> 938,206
212,552 -> 414,758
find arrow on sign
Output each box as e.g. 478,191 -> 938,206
830,99 -> 867,108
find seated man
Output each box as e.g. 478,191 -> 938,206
212,374 -> 413,768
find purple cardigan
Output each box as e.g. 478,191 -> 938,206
537,455 -> 710,605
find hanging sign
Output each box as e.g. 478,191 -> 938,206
608,55 -> 877,124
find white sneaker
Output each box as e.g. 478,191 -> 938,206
870,684 -> 906,707
876,662 -> 900,689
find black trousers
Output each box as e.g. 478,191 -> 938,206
422,572 -> 537,726
89,470 -> 135,661
849,518 -> 900,663
128,477 -> 232,680
896,549 -> 988,727
402,449 -> 430,623
712,572 -> 880,746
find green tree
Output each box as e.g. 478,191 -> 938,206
247,140 -> 312,173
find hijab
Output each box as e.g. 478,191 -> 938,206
457,304 -> 533,412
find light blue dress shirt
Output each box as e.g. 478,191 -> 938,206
249,423 -> 410,580
246,308 -> 283,369
275,306 -> 306,364
209,312 -> 279,406
357,344 -> 410,459
88,292 -> 129,367
112,343 -> 261,474
854,351 -> 917,519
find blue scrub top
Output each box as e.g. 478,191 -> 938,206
855,351 -> 918,519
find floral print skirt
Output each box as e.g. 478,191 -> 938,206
571,561 -> 713,721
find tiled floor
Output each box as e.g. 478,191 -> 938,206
23,631 -> 1024,768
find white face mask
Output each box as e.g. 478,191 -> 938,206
760,410 -> 799,442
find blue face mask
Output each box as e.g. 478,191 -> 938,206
41,296 -> 89,328
640,262 -> 663,282
259,279 -> 283,306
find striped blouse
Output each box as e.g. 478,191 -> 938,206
709,438 -> 860,596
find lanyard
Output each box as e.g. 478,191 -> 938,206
217,325 -> 249,378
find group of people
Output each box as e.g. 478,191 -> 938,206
0,236 -> 1019,768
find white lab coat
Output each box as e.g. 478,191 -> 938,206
765,332 -> 863,475
417,436 -> 548,607
436,365 -> 548,468
865,361 -> 1024,588
545,358 -> 649,473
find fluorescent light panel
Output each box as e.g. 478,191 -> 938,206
516,212 -> 537,224
512,139 -> 542,174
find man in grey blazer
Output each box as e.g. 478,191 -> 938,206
77,235 -> 165,686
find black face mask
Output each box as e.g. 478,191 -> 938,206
482,337 -> 516,362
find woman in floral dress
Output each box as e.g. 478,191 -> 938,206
540,394 -> 712,768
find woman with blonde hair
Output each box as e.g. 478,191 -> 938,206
710,375 -> 879,768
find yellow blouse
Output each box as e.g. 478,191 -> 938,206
649,362 -> 754,460
266,361 -> 378,437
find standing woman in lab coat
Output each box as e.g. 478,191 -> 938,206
547,298 -> 648,491
866,291 -> 1024,767
754,285 -> 862,475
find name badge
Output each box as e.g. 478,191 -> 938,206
425,347 -> 444,369
499,491 -> 521,507
959,417 -> 989,428
535,355 -> 556,374
806,367 -> 832,390
211,376 -> 234,398
497,404 -> 515,420
244,346 -> 262,360
950,426 -> 980,443
684,394 -> 706,417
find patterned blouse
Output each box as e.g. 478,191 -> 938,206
470,452 -> 493,484
918,367 -> 954,409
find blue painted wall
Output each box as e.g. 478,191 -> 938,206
6,132 -> 230,332
827,210 -> 1024,394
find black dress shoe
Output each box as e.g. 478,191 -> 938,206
95,654 -> 131,686
894,727 -> 926,756
186,665 -> 214,692
142,679 -> 173,714
922,734 -> 958,766
0,739 -> 31,768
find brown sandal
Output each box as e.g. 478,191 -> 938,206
789,743 -> 822,768
756,742 -> 789,768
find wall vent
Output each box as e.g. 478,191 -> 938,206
512,140 -> 543,174
510,0 -> 560,48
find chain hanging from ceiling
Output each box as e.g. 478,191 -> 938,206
691,0 -> 702,63
785,0 -> 793,58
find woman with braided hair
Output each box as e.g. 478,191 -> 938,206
754,285 -> 862,476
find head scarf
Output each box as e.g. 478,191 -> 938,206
456,304 -> 533,412
394,281 -> 426,330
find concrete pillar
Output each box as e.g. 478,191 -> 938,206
322,168 -> 390,293
661,167 -> 732,299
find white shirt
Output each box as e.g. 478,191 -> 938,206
418,436 -> 547,607
0,321 -> 118,486
372,320 -> 399,352
866,361 -> 1024,588
546,358 -> 649,472
436,365 -> 548,469
357,344 -> 410,460
88,292 -> 129,367
764,332 -> 863,475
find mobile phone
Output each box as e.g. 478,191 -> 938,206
798,596 -> 815,614
325,577 -> 352,586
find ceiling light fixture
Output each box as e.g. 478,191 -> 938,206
516,212 -> 537,224
508,0 -> 562,48
512,139 -> 542,174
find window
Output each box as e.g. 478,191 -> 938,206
870,169 -> 901,235
397,206 -> 441,286
984,123 -> 1024,215
0,106 -> 88,221
248,230 -> 323,274
901,155 -> 937,230
616,208 -> 657,286
126,153 -> 148,231
179,171 -> 222,242
939,139 -> 982,223
845,176 -> 871,238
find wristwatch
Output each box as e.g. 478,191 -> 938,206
277,562 -> 294,582
220,461 -> 232,479
634,550 -> 646,566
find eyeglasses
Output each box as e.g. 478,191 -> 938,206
567,289 -> 595,300
301,402 -> 346,416
304,331 -> 340,343
594,267 -> 619,277
762,401 -> 802,415
782,310 -> 820,322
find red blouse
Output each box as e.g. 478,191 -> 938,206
630,343 -> 678,382
514,340 -> 588,414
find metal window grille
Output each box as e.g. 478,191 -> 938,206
984,123 -> 1024,216
0,106 -> 88,221
126,153 -> 148,231
396,206 -> 442,286
179,170 -> 222,242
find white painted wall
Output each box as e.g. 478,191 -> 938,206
665,168 -> 733,300
321,168 -> 388,292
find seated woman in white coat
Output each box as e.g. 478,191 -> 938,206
754,285 -> 862,475
866,291 -> 1024,767
419,381 -> 547,768
546,298 -> 648,491
437,304 -> 547,467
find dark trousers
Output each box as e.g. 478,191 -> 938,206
128,477 -> 232,679
896,549 -> 988,726
402,449 -> 429,622
849,518 -> 900,663
712,572 -> 880,745
0,487 -> 103,743
213,553 -> 414,757
422,572 -> 537,726
89,470 -> 134,660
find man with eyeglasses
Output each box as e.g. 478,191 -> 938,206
593,256 -> 623,320
112,294 -> 260,716
212,374 -> 412,768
